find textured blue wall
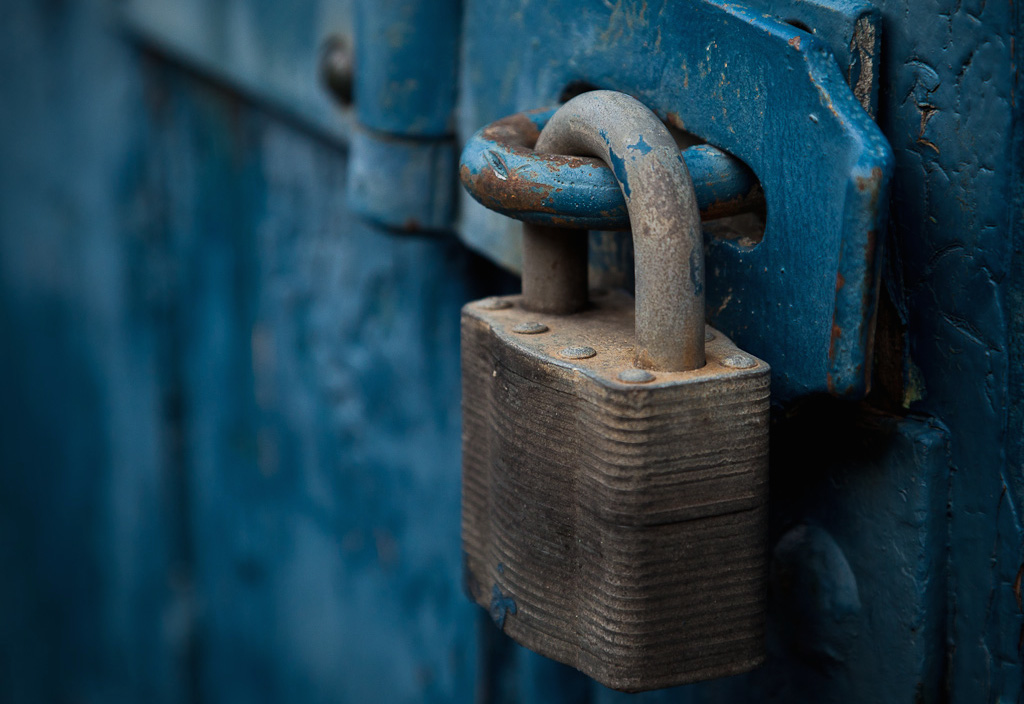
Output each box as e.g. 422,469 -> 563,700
0,3 -> 180,701
0,2 -> 501,701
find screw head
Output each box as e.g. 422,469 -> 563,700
477,297 -> 512,311
319,35 -> 354,106
705,330 -> 715,342
512,322 -> 549,334
559,346 -> 597,360
618,369 -> 655,384
722,353 -> 757,369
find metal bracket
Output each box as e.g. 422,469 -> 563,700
457,0 -> 892,400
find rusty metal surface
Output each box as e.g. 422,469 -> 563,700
460,106 -> 764,231
521,91 -> 706,371
461,289 -> 770,691
520,223 -> 590,315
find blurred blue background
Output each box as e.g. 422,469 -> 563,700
0,1 -> 497,701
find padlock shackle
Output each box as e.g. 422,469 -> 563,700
529,90 -> 706,372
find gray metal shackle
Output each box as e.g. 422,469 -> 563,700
522,90 -> 706,372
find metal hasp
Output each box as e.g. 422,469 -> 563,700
458,0 -> 894,400
461,91 -> 770,690
347,0 -> 460,231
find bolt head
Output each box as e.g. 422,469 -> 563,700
722,353 -> 757,369
319,35 -> 354,106
559,346 -> 597,360
512,322 -> 549,335
618,369 -> 655,383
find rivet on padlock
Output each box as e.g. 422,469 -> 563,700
461,90 -> 770,692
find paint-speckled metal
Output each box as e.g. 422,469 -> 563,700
460,107 -> 764,229
346,0 -> 461,231
521,91 -> 706,371
457,1 -> 893,401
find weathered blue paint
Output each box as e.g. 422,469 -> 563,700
349,128 -> 456,231
458,2 -> 893,401
458,0 -> 1022,701
858,0 -> 1024,692
489,586 -> 517,629
1,1 -> 487,702
459,107 -> 764,230
756,0 -> 881,115
122,0 -> 355,145
134,64 -> 483,703
346,0 -> 461,231
0,3 -> 188,702
352,0 -> 460,137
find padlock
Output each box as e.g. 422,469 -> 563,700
461,91 -> 770,692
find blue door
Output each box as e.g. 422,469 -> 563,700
0,0 -> 1020,702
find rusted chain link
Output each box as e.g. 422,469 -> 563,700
459,106 -> 763,231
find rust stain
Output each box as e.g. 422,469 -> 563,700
825,370 -> 855,397
664,111 -> 686,131
465,107 -> 763,227
461,160 -> 563,217
830,320 -> 843,355
634,348 -> 656,370
812,81 -> 841,119
480,111 -> 541,150
917,104 -> 937,136
855,168 -> 885,215
702,188 -> 766,221
1014,564 -> 1023,613
855,167 -> 883,193
788,36 -> 801,49
828,272 -> 844,361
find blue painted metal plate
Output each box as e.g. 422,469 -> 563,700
345,0 -> 462,231
121,0 -> 354,144
457,0 -> 893,401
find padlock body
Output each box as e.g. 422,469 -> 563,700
461,291 -> 770,692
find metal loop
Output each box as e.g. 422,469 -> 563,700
528,90 -> 706,372
459,107 -> 762,230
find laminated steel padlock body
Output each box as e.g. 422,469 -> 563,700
460,92 -> 770,692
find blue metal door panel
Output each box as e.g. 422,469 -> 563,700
0,4 -> 185,702
123,0 -> 354,143
1,0 -> 1022,702
142,72 -> 479,701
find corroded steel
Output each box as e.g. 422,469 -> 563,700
461,291 -> 770,691
520,224 -> 589,315
460,106 -> 763,230
522,90 -> 705,371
